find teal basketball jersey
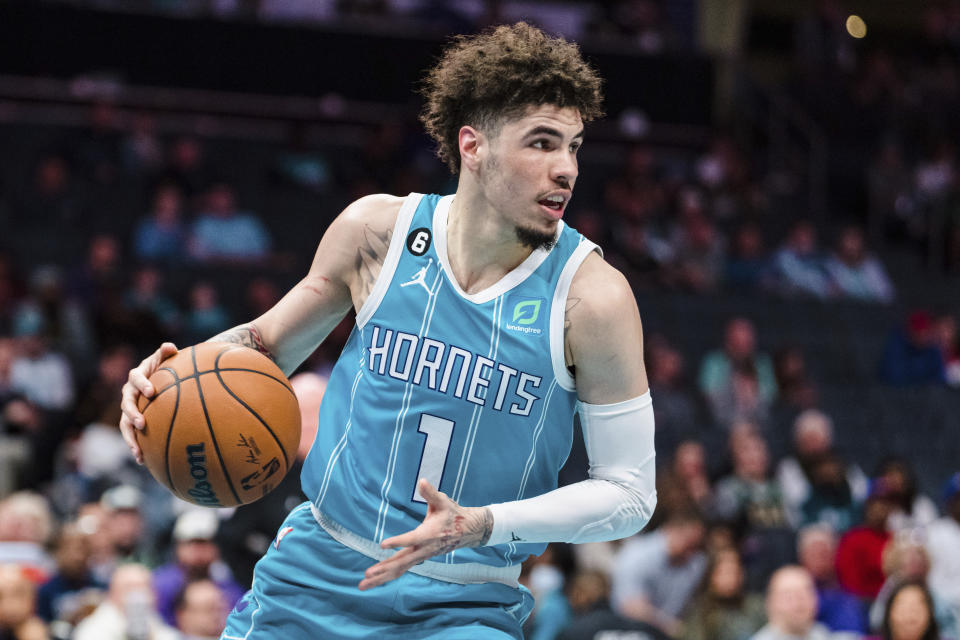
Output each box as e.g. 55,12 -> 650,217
302,193 -> 599,569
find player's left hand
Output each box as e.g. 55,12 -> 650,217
358,479 -> 493,591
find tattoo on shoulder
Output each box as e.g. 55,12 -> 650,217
209,323 -> 274,360
355,224 -> 393,302
564,297 -> 582,338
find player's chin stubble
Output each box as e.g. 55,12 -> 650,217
515,225 -> 556,251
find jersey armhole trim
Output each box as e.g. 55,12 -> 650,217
356,192 -> 423,329
550,238 -> 602,392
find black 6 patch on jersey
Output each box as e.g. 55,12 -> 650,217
406,228 -> 432,256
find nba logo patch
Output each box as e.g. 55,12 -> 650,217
505,296 -> 546,336
274,526 -> 294,550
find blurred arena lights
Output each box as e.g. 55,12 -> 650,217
846,15 -> 867,39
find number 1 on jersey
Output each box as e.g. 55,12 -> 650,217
413,414 -> 455,503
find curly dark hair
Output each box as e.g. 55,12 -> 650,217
419,22 -> 604,173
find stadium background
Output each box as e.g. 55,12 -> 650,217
0,1 -> 958,639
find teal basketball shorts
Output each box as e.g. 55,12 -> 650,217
221,502 -> 534,640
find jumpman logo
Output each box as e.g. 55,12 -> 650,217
401,258 -> 434,294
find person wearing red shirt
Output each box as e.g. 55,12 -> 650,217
835,480 -> 895,599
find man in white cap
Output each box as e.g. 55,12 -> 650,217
152,510 -> 244,627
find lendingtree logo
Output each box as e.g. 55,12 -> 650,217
507,298 -> 544,334
512,300 -> 541,325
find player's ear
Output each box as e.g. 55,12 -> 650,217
458,125 -> 483,172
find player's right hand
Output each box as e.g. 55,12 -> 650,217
120,342 -> 178,464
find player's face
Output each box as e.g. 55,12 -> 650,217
480,105 -> 583,249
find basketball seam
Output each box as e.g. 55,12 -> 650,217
143,368 -> 295,408
192,346 -> 242,506
162,366 -> 183,500
213,350 -> 292,471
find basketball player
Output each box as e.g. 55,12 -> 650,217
120,23 -> 657,639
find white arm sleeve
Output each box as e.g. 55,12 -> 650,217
486,391 -> 657,545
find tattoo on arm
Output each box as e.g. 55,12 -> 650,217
355,225 -> 393,303
209,323 -> 274,360
436,507 -> 494,555
564,297 -> 582,339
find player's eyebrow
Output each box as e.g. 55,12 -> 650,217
524,126 -> 585,141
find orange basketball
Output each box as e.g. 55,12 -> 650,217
135,342 -> 301,507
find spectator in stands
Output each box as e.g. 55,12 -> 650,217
156,136 -> 209,203
153,510 -> 244,627
874,581 -> 941,640
875,457 -> 939,533
558,570 -> 670,640
610,219 -> 671,290
244,277 -> 281,319
797,524 -> 868,635
73,343 -> 134,434
72,100 -> 121,187
35,522 -> 105,628
708,358 -> 773,430
726,223 -> 773,293
776,409 -> 867,528
173,579 -> 228,640
0,253 -> 25,335
16,265 -> 95,373
68,234 -> 124,314
73,563 -> 179,640
667,209 -> 726,294
270,123 -> 332,194
645,335 -> 702,455
98,486 -> 155,571
772,346 -> 818,418
182,282 -> 232,346
869,539 -> 959,639
933,312 -> 960,387
926,473 -> 960,626
771,221 -> 833,300
121,113 -> 163,176
188,183 -> 271,263
824,225 -> 895,303
880,311 -> 947,385
867,140 -> 916,243
798,452 -> 862,534
0,493 -> 55,583
133,184 -> 188,264
524,543 -> 576,640
835,478 -> 895,599
682,547 -> 766,640
654,440 -> 713,529
698,317 -> 777,428
8,309 -> 74,413
0,564 -> 48,640
122,267 -> 181,348
610,511 -> 707,637
15,153 -> 86,263
749,566 -> 843,640
603,145 -> 666,227
711,425 -> 793,590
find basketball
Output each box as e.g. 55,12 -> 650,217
135,342 -> 301,507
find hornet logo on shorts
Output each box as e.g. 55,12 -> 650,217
274,526 -> 294,550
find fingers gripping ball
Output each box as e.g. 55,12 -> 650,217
136,343 -> 301,507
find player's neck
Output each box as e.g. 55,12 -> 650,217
445,189 -> 533,295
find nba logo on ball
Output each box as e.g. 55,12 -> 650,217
506,296 -> 545,335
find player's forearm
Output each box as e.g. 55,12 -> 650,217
210,323 -> 274,359
486,474 -> 656,545
486,392 -> 657,545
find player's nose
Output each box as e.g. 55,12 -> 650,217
550,152 -> 578,188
